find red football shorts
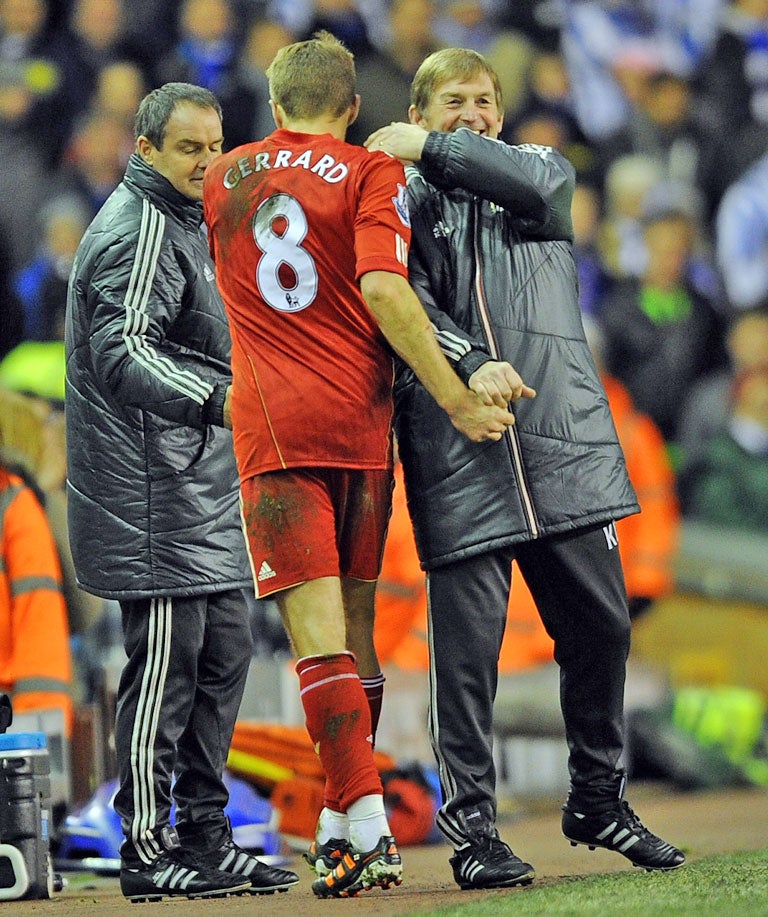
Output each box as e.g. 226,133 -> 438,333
240,467 -> 394,597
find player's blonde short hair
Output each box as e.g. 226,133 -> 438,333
268,30 -> 356,121
410,47 -> 503,115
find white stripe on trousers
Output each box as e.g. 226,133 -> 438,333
130,596 -> 173,864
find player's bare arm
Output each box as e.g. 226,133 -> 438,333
360,270 -> 515,442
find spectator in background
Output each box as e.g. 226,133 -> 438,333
716,149 -> 768,311
598,159 -> 721,311
14,197 -> 89,342
560,0 -> 720,145
347,0 -> 443,147
584,317 -> 680,619
0,386 -> 74,736
110,0 -> 182,64
430,0 -> 507,49
598,61 -> 722,226
0,348 -> 105,638
89,60 -> 148,133
494,0 -> 563,51
559,1 -> 656,145
602,205 -> 726,442
694,0 -> 768,207
272,0 -> 379,55
0,0 -> 75,165
0,32 -> 58,274
50,107 -> 131,222
503,49 -> 598,179
60,0 -> 153,121
683,333 -> 768,533
154,0 -> 254,151
598,152 -> 665,279
571,181 -> 613,320
678,305 -> 768,505
227,16 -> 294,146
154,0 -> 239,91
510,48 -> 574,127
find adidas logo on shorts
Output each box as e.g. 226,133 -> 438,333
257,560 -> 276,581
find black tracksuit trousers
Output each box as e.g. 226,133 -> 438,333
113,590 -> 253,865
426,522 -> 631,849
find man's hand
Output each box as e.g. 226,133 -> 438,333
469,361 -> 536,407
359,271 -> 523,443
364,122 -> 428,163
447,390 -> 516,442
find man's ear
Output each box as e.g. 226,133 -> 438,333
408,104 -> 422,127
347,94 -> 361,127
270,100 -> 283,129
136,135 -> 154,165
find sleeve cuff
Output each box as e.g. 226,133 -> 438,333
455,351 -> 493,385
201,383 -> 228,427
421,132 -> 452,182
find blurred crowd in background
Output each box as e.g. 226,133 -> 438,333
2,0 -> 768,726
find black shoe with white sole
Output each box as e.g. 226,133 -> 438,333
562,800 -> 686,871
120,846 -> 251,902
449,808 -> 535,890
200,836 -> 299,893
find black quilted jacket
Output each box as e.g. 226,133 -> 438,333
65,154 -> 250,599
395,130 -> 639,569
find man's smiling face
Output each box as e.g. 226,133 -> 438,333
412,73 -> 503,139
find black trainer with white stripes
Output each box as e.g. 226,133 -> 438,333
562,799 -> 686,871
201,836 -> 299,894
449,809 -> 535,890
120,845 -> 251,902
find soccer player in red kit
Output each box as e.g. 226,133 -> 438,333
203,31 -> 528,898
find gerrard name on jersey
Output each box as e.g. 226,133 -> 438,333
221,149 -> 350,189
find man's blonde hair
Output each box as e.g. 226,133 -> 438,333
268,30 -> 356,120
410,47 -> 503,115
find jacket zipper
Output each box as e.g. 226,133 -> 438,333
472,200 -> 539,538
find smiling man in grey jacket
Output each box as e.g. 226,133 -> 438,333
65,82 -> 298,902
366,48 -> 685,889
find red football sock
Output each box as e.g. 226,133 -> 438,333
296,652 -> 383,812
323,780 -> 344,814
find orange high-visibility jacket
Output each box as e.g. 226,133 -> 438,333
0,467 -> 73,736
601,373 -> 680,602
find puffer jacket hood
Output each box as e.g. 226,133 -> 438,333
65,154 -> 250,599
395,130 -> 639,569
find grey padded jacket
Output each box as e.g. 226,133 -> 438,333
395,130 -> 639,569
65,154 -> 250,599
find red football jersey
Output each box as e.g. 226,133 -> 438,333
203,129 -> 411,478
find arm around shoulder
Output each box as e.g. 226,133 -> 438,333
420,130 -> 575,237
